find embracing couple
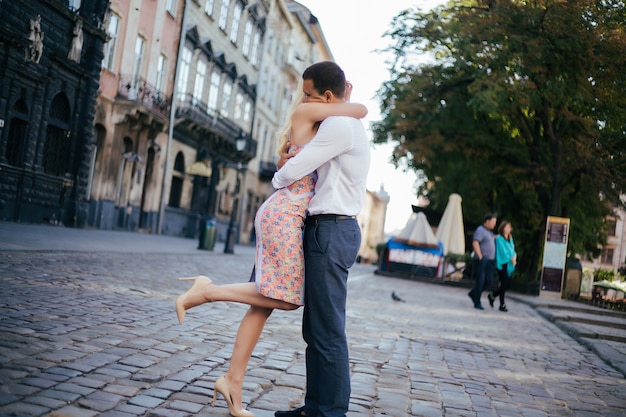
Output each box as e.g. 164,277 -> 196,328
175,61 -> 371,417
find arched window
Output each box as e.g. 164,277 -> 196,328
5,99 -> 29,167
169,152 -> 185,208
43,93 -> 72,176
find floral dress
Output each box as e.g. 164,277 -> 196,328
253,145 -> 316,305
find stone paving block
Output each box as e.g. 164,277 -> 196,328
37,388 -> 81,403
128,394 -> 165,408
23,393 -> 68,409
145,408 -> 190,417
0,392 -> 19,406
53,382 -> 96,396
21,376 -> 59,389
167,399 -> 205,413
98,410 -> 137,417
119,353 -> 157,368
1,382 -> 41,396
102,382 -> 144,397
47,405 -> 100,417
0,401 -> 49,416
156,379 -> 187,392
110,402 -> 148,415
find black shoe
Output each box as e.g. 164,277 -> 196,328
474,304 -> 484,310
468,292 -> 475,305
275,406 -> 306,417
499,305 -> 508,312
487,294 -> 495,308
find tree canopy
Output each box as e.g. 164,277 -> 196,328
373,0 -> 626,280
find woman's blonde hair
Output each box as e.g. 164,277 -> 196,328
275,82 -> 305,157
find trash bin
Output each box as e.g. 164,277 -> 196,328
563,258 -> 582,299
199,219 -> 217,251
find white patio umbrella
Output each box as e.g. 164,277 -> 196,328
435,193 -> 465,255
393,212 -> 439,248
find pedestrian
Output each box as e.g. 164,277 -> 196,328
273,61 -> 371,417
174,72 -> 367,416
488,220 -> 517,312
468,213 -> 497,309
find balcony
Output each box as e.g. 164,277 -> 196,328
258,160 -> 276,182
118,75 -> 171,119
175,94 -> 257,162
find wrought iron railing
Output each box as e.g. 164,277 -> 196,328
118,75 -> 171,119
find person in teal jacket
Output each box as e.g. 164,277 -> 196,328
488,221 -> 517,312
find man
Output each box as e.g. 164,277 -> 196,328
272,61 -> 371,417
468,213 -> 497,309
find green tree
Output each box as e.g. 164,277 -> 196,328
373,0 -> 626,281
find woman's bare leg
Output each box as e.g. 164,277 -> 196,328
178,276 -> 299,312
224,306 -> 273,411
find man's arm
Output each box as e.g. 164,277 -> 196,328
272,118 -> 351,189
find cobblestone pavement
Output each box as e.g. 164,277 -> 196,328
1,226 -> 626,416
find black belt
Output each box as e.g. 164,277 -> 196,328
305,214 -> 356,225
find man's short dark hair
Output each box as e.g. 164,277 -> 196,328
302,61 -> 346,98
484,213 -> 496,222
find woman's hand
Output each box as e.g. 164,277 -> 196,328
277,141 -> 298,169
345,81 -> 354,102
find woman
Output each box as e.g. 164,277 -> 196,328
175,83 -> 367,417
488,221 -> 517,312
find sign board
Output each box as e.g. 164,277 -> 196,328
540,216 -> 570,292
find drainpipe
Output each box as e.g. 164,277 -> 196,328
157,0 -> 188,234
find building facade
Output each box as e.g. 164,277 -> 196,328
0,0 -> 109,227
581,206 -> 626,278
1,0 -> 388,255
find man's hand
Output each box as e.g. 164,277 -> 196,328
277,141 -> 299,170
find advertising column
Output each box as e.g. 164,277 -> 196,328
541,216 -> 570,293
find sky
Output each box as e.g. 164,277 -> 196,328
295,0 -> 445,233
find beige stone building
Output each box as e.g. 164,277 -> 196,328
87,0 -> 388,253
91,0 -> 185,232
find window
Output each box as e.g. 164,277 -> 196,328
221,79 -> 232,116
243,99 -> 251,124
606,219 -> 617,237
156,54 -> 167,92
169,152 -> 185,208
43,94 -> 72,177
601,248 -> 614,264
208,71 -> 220,112
103,13 -> 120,71
230,2 -> 242,43
131,36 -> 145,88
193,60 -> 207,105
68,0 -> 81,11
242,20 -> 253,57
234,93 -> 244,120
6,100 -> 29,167
177,46 -> 192,101
166,0 -> 176,15
218,1 -> 229,30
205,0 -> 215,16
251,29 -> 261,66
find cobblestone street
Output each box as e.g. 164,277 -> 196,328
1,224 -> 625,416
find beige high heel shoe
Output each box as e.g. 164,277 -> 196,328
175,276 -> 213,324
213,375 -> 254,417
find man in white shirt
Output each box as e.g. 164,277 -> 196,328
273,61 -> 371,417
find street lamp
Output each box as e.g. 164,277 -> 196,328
224,136 -> 248,254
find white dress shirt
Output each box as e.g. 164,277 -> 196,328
272,116 -> 370,216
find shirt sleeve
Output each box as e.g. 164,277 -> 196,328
272,117 -> 352,189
